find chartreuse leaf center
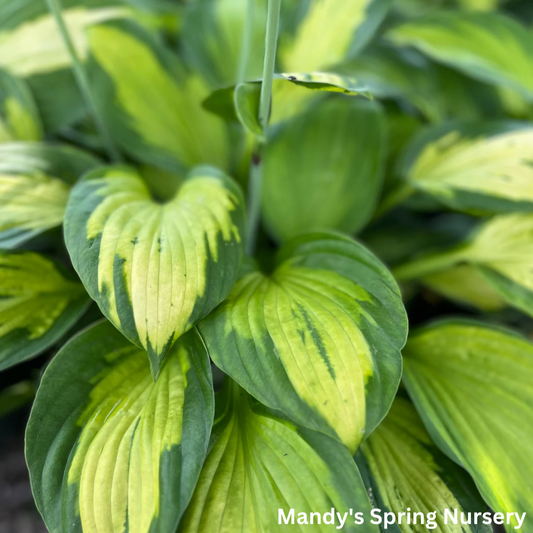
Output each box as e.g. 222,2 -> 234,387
199,233 -> 407,453
279,0 -> 387,73
65,165 -> 245,378
356,397 -> 491,533
0,251 -> 89,371
26,321 -> 214,533
0,171 -> 69,229
0,142 -> 98,249
0,68 -> 43,142
86,20 -> 231,172
394,213 -> 533,317
402,123 -> 533,213
180,379 -> 377,533
403,321 -> 533,532
69,347 -> 186,532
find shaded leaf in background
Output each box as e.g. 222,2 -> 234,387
356,396 -> 492,533
394,213 -> 533,317
339,46 -> 444,123
434,65 -> 504,121
0,381 -> 34,418
26,320 -> 214,533
279,0 -> 392,72
87,20 -> 231,173
340,45 -> 504,124
0,68 -> 42,142
65,165 -> 245,378
180,379 -> 378,533
182,0 -> 267,87
0,1 -> 128,131
422,265 -> 506,312
199,233 -> 407,453
400,121 -> 533,214
0,6 -> 127,78
362,212 -> 477,269
0,251 -> 89,371
262,97 -> 386,241
0,141 -> 99,248
388,12 -> 533,101
403,320 -> 533,533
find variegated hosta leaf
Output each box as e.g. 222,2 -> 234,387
0,0 -> 128,132
356,397 -> 492,533
0,5 -> 127,77
388,12 -> 533,101
0,68 -> 42,142
262,97 -> 386,241
401,122 -> 533,214
198,233 -> 407,453
26,320 -> 214,533
394,213 -> 533,317
0,251 -> 89,371
182,0 -> 267,87
87,20 -> 231,173
403,321 -> 533,533
0,141 -> 99,248
203,72 -> 372,132
180,379 -> 378,533
64,165 -> 245,378
279,0 -> 392,72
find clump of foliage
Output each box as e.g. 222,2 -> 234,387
0,0 -> 532,531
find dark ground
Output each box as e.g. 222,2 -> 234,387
0,409 -> 46,533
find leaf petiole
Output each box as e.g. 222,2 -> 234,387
245,0 -> 281,256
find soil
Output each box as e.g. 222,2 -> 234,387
0,410 -> 46,533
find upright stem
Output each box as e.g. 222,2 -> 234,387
245,0 -> 281,256
45,0 -> 121,162
237,0 -> 255,83
258,0 -> 281,131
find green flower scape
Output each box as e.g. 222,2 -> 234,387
0,0 -> 531,531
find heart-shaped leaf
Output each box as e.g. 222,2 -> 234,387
198,233 -> 407,453
262,97 -> 386,241
388,12 -> 533,101
400,122 -> 533,214
65,165 -> 245,378
0,141 -> 99,248
356,396 -> 492,533
394,213 -> 533,317
180,379 -> 378,533
0,251 -> 89,370
403,320 -> 533,533
26,320 -> 214,533
0,68 -> 42,142
87,20 -> 231,172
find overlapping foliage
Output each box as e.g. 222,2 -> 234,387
0,0 -> 530,532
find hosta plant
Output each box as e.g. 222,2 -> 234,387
0,0 -> 532,531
